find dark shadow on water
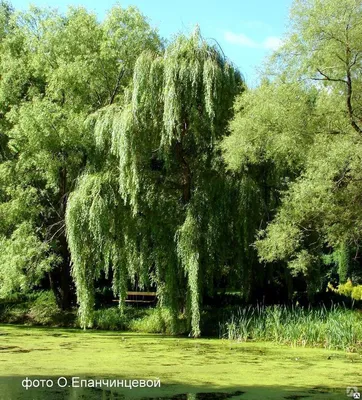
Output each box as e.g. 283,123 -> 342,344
0,324 -> 184,340
0,324 -> 167,337
140,391 -> 245,399
0,376 -> 345,400
0,345 -> 49,353
0,345 -> 19,351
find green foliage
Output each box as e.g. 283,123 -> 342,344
91,307 -> 131,331
129,307 -> 187,335
222,81 -> 316,171
66,171 -> 130,327
222,0 -> 362,292
0,301 -> 29,324
28,291 -> 62,325
336,243 -> 350,284
323,243 -> 351,283
0,4 -> 162,308
4,0 -> 362,337
0,223 -> 59,298
220,304 -> 362,351
328,280 -> 362,301
0,291 -> 75,326
67,27 -> 244,337
176,209 -> 201,337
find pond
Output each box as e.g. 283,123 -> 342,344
0,325 -> 360,399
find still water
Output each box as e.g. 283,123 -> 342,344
0,377 -> 244,400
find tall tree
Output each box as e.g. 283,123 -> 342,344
223,0 -> 362,294
66,28 -> 243,336
0,5 -> 161,307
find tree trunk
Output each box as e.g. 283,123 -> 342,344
49,232 -> 75,310
49,164 -> 75,310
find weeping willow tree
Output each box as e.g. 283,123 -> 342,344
66,28 -> 243,336
0,4 -> 161,308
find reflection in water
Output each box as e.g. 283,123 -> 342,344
140,391 -> 244,399
0,378 -> 245,400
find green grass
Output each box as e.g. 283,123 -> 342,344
0,325 -> 361,399
219,304 -> 362,351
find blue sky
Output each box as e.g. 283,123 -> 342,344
10,0 -> 293,86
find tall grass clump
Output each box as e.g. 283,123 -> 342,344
219,304 -> 362,351
91,307 -> 130,330
129,307 -> 187,335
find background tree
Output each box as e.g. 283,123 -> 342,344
223,0 -> 362,297
0,4 -> 161,308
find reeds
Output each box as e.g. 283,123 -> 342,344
219,304 -> 362,351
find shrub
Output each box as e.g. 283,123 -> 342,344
0,291 -> 68,325
0,302 -> 29,324
28,291 -> 63,325
328,280 -> 362,301
352,286 -> 362,301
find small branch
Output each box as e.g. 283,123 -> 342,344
345,52 -> 362,134
47,220 -> 65,230
109,68 -> 125,105
334,166 -> 351,188
94,89 -> 103,107
350,52 -> 359,68
334,53 -> 347,64
46,222 -> 66,242
316,69 -> 347,83
206,37 -> 226,60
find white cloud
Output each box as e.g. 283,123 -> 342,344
224,31 -> 258,48
224,31 -> 283,51
262,36 -> 283,50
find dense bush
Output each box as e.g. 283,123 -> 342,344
0,291 -> 75,326
27,291 -> 60,324
0,302 -> 29,324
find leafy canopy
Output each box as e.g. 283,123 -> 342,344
67,28 -> 243,336
223,0 -> 362,289
0,4 -> 162,303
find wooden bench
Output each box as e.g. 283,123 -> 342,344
113,291 -> 157,304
